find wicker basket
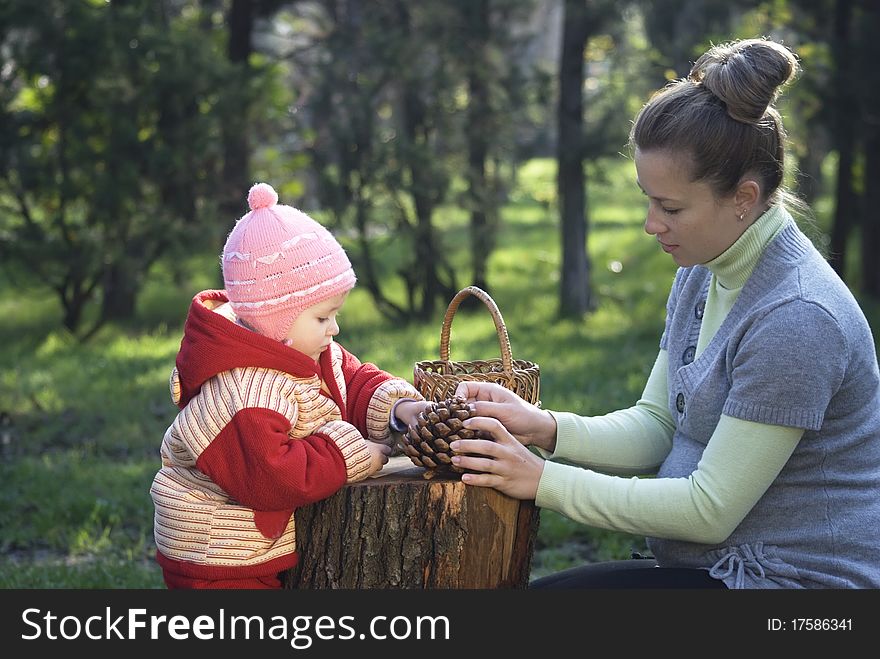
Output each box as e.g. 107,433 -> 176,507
414,286 -> 541,406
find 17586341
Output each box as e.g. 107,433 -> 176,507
768,618 -> 853,631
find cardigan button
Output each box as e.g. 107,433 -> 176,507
676,393 -> 685,413
695,300 -> 705,319
682,346 -> 696,365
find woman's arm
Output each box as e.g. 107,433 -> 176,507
454,414 -> 803,543
548,350 -> 675,475
458,350 -> 675,475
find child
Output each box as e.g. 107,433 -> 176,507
150,182 -> 427,589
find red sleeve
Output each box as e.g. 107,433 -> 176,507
195,407 -> 348,512
337,344 -> 398,436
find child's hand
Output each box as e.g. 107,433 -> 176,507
392,399 -> 432,429
366,441 -> 392,475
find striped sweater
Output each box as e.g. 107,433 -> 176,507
150,290 -> 422,584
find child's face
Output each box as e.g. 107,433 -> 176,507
284,291 -> 349,361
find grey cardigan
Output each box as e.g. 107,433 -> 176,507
651,214 -> 880,588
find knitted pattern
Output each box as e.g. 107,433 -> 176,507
222,183 -> 356,341
650,215 -> 880,587
151,358 -> 369,568
150,291 -> 424,585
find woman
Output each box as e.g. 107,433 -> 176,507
450,37 -> 880,589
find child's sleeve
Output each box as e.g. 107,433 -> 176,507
196,408 -> 373,540
192,406 -> 371,512
336,344 -> 424,443
169,370 -> 372,511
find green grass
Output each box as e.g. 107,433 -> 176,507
1,155 -> 871,588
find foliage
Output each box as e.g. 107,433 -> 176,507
275,0 -> 562,318
0,0 -> 281,336
638,0 -> 765,80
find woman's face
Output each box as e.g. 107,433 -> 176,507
635,148 -> 748,267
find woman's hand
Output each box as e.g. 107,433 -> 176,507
455,381 -> 557,452
450,417 -> 545,500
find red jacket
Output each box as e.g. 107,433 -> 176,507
150,290 -> 421,584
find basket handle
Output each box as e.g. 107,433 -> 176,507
439,286 -> 514,373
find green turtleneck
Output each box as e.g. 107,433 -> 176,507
537,205 -> 804,544
697,204 -> 788,355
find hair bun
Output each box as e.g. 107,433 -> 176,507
247,182 -> 278,211
688,38 -> 799,124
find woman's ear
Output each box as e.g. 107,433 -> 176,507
734,178 -> 761,219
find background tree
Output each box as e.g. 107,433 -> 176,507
857,2 -> 880,296
455,0 -> 536,300
462,0 -> 497,297
773,0 -> 876,286
278,0 -> 463,320
3,0 -> 879,339
292,0 -> 410,320
284,0 -> 536,320
777,2 -> 834,208
826,0 -> 857,276
557,0 -> 625,318
213,0 -> 292,232
0,0 -> 260,336
557,0 -> 592,317
639,0 -> 760,80
391,0 -> 462,318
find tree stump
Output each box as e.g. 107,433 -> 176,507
283,456 -> 540,589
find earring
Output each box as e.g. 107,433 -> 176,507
737,210 -> 746,221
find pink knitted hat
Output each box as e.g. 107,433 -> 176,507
221,182 -> 356,342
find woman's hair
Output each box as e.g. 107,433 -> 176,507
629,38 -> 800,204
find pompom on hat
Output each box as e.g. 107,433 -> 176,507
221,182 -> 356,342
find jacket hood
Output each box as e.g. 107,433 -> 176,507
173,290 -> 323,408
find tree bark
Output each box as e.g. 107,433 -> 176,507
219,0 -> 254,232
859,3 -> 880,296
465,0 -> 495,297
828,0 -> 857,277
100,259 -> 139,322
861,130 -> 880,295
284,458 -> 540,589
393,1 -> 459,319
557,0 -> 592,317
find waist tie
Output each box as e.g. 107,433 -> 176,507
708,542 -> 769,589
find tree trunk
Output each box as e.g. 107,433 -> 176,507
219,0 -> 254,236
284,458 -> 540,589
465,0 -> 495,297
394,1 -> 457,319
404,87 -> 447,320
861,129 -> 880,296
828,0 -> 857,277
353,193 -> 406,321
557,0 -> 592,317
859,3 -> 880,296
59,280 -> 92,335
796,126 -> 829,206
101,259 -> 138,322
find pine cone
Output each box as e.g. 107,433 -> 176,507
399,396 -> 491,479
